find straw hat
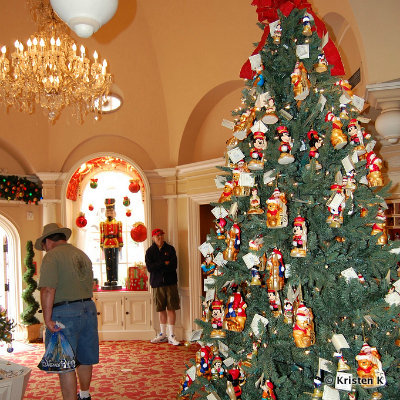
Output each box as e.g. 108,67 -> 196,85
34,223 -> 72,251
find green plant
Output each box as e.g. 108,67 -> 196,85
21,240 -> 40,325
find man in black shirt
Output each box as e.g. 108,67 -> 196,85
145,228 -> 180,345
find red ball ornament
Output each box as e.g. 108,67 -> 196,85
130,222 -> 147,242
128,179 -> 140,193
90,178 -> 98,189
88,204 -> 94,211
126,209 -> 132,217
76,212 -> 87,228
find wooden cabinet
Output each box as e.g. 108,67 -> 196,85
93,291 -> 155,340
385,200 -> 400,240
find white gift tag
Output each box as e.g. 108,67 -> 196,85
215,175 -> 227,189
296,44 -> 309,59
385,291 -> 400,306
249,54 -> 262,71
318,358 -> 334,377
279,109 -> 293,120
393,279 -> 400,291
205,288 -> 215,302
222,119 -> 235,130
233,130 -> 247,140
335,372 -> 353,391
251,314 -> 269,337
207,393 -> 221,400
327,192 -> 345,209
318,94 -> 327,111
331,334 -> 350,351
239,172 -> 255,187
300,140 -> 306,151
251,120 -> 268,134
204,277 -> 215,291
342,156 -> 355,174
263,169 -> 276,185
223,357 -> 235,367
255,92 -> 271,108
359,176 -> 369,185
214,252 -> 227,267
340,93 -> 352,104
242,253 -> 260,269
352,95 -> 365,112
365,140 -> 376,153
363,315 -> 378,327
186,365 -> 197,381
218,341 -> 229,357
269,20 -> 280,36
228,147 -> 245,164
321,31 -> 329,48
322,385 -> 340,400
198,242 -> 214,257
357,116 -> 371,124
340,267 -> 359,283
189,329 -> 203,342
229,202 -> 238,217
285,263 -> 291,278
211,206 -> 228,219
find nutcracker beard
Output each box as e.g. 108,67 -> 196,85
102,247 -> 121,289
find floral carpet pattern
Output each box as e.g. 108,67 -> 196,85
1,340 -> 198,399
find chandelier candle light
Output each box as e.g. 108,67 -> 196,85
0,2 -> 112,122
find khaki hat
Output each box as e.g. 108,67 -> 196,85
34,223 -> 72,251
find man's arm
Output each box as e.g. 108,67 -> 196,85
40,287 -> 61,333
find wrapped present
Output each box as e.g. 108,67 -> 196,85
127,264 -> 148,291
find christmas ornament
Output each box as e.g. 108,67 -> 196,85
90,178 -> 98,189
310,377 -> 323,399
201,254 -> 216,276
232,169 -> 251,197
335,352 -> 351,371
262,97 -> 279,124
268,289 -> 282,317
306,130 -> 323,170
343,171 -> 356,215
348,390 -> 356,400
218,181 -> 233,203
326,183 -> 345,228
325,111 -> 348,150
276,125 -> 295,164
224,284 -> 247,332
347,119 -> 368,155
226,364 -> 245,399
266,187 -> 288,228
248,187 -> 264,214
314,52 -> 328,73
128,179 -> 140,193
293,302 -> 315,348
210,298 -> 226,338
283,298 -> 294,324
339,103 -> 349,120
366,151 -> 384,187
130,222 -> 147,243
179,372 -> 193,399
291,215 -> 307,257
6,343 -> 13,353
88,204 -> 94,211
76,212 -> 87,228
266,248 -> 285,291
371,207 -> 388,245
336,79 -> 354,103
123,196 -> 130,207
248,131 -> 267,170
126,209 -> 131,217
356,342 -> 386,388
211,355 -> 225,380
260,379 -> 277,399
370,393 -> 382,400
233,108 -> 256,138
196,345 -> 213,379
302,15 -> 312,36
291,61 -> 311,100
272,20 -> 282,45
223,223 -> 241,261
215,218 -> 227,239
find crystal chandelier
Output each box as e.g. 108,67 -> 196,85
0,1 -> 112,122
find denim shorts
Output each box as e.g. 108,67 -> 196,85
45,300 -> 99,366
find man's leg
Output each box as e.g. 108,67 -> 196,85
59,371 -> 77,400
166,309 -> 176,326
167,309 -> 180,345
77,365 -> 93,391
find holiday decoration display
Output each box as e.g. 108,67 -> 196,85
0,175 -> 42,204
130,222 -> 147,243
179,2 -> 400,399
90,178 -> 98,189
75,212 -> 87,228
201,254 -> 217,276
0,306 -> 14,344
128,179 -> 141,193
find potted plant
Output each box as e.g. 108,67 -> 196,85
20,240 -> 41,342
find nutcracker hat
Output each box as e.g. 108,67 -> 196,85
276,125 -> 288,135
35,223 -> 72,250
294,216 -> 305,226
212,299 -> 224,309
253,131 -> 265,140
307,130 -> 319,140
104,198 -> 115,208
348,119 -> 358,128
152,228 -> 165,237
212,356 -> 223,365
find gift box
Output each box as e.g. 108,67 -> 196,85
126,265 -> 148,291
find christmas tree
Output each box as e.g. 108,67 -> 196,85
179,1 -> 400,399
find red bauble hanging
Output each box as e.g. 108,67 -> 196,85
128,179 -> 140,193
126,209 -> 132,217
88,204 -> 94,211
90,178 -> 98,189
76,212 -> 87,228
130,222 -> 147,242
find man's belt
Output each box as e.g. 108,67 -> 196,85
53,298 -> 92,308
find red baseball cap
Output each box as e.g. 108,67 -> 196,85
152,228 -> 165,237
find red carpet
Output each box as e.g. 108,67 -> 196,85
1,341 -> 198,399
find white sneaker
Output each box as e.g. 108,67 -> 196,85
150,333 -> 168,343
168,335 -> 180,346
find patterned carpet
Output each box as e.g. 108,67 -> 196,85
0,340 -> 198,399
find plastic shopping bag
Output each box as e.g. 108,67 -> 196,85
38,328 -> 78,373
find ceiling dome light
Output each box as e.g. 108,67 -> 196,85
50,0 -> 118,38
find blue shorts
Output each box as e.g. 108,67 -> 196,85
45,300 -> 99,366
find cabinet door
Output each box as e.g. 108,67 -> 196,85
94,295 -> 123,331
124,295 -> 151,331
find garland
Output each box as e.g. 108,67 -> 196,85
0,175 -> 42,204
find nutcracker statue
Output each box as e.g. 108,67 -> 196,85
100,198 -> 123,290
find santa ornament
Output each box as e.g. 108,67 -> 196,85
325,111 -> 348,150
366,151 -> 384,187
266,187 -> 288,228
355,342 -> 386,388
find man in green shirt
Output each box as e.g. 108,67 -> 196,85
37,223 -> 99,400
